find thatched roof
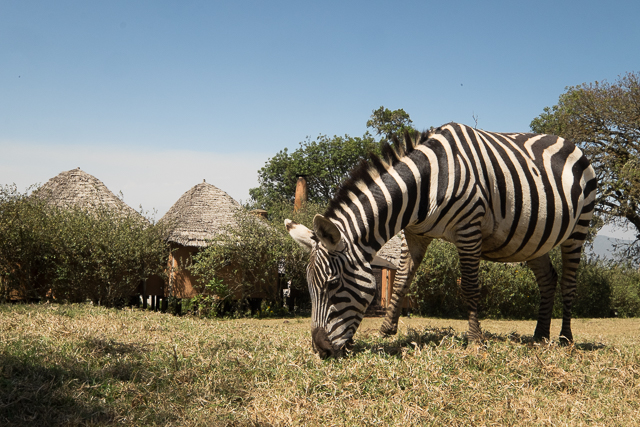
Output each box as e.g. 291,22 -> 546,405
34,167 -> 140,217
161,181 -> 241,248
374,233 -> 403,269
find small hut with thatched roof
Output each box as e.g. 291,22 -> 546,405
162,181 -> 240,248
151,180 -> 243,301
34,167 -> 141,218
18,168 -> 148,302
367,232 -> 415,315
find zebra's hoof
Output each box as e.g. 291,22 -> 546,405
558,334 -> 573,346
379,322 -> 398,336
533,334 -> 550,343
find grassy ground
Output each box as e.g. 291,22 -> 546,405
1,304 -> 639,426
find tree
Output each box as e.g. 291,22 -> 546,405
530,72 -> 640,246
249,133 -> 380,210
249,106 -> 419,211
366,106 -> 415,142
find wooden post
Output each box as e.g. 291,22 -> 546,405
294,175 -> 308,212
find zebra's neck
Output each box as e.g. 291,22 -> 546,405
324,142 -> 436,261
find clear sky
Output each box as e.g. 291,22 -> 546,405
2,1 -> 638,238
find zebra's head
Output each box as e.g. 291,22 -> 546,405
285,215 -> 377,359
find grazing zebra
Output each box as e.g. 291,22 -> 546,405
286,122 -> 597,358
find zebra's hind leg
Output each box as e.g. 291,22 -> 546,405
557,238 -> 586,344
379,232 -> 431,336
528,254 -> 558,342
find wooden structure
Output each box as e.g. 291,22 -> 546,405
294,175 -> 308,212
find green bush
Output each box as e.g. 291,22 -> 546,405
409,240 -> 640,320
550,251 -> 640,319
49,206 -> 169,305
571,258 -> 613,318
189,202 -> 323,310
0,185 -> 58,299
409,240 -> 540,319
0,185 -> 169,305
478,261 -> 540,319
409,240 -> 465,318
608,264 -> 640,317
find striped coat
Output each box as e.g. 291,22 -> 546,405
287,123 -> 597,358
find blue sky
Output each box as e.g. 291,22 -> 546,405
1,1 -> 638,238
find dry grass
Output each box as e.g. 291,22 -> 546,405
1,304 -> 639,426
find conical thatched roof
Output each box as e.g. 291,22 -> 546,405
375,233 -> 403,269
34,167 -> 140,217
161,181 -> 241,248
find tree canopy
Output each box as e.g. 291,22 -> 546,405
248,133 -> 380,210
530,71 -> 640,245
249,107 -> 416,210
366,106 -> 415,142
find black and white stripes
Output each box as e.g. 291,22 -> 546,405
287,122 -> 597,357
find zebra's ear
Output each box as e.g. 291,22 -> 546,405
285,219 -> 314,252
313,214 -> 342,251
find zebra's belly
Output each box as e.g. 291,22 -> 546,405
478,216 -> 572,263
479,244 -> 554,263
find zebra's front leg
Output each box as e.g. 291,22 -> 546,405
380,232 -> 431,336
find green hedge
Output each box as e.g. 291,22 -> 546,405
0,185 -> 169,306
409,240 -> 640,319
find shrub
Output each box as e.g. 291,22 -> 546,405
409,240 -> 465,318
478,261 -> 540,319
0,185 -> 58,299
608,264 -> 640,317
189,202 -> 323,310
571,258 -> 613,317
407,241 -> 640,320
49,206 -> 169,305
0,185 -> 169,305
549,252 -> 640,319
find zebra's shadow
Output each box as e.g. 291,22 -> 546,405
348,326 -> 605,358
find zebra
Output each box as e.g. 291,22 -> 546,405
286,122 -> 597,358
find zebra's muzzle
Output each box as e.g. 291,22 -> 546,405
311,327 -> 338,359
311,327 -> 354,359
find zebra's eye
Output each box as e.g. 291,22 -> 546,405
326,276 -> 340,289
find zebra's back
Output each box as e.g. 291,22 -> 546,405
407,123 -> 597,262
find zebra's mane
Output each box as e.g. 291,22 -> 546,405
324,128 -> 433,220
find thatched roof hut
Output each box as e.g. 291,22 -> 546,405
376,233 -> 403,268
367,233 -> 407,315
160,181 -> 241,248
34,167 -> 140,217
152,181 -> 243,300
